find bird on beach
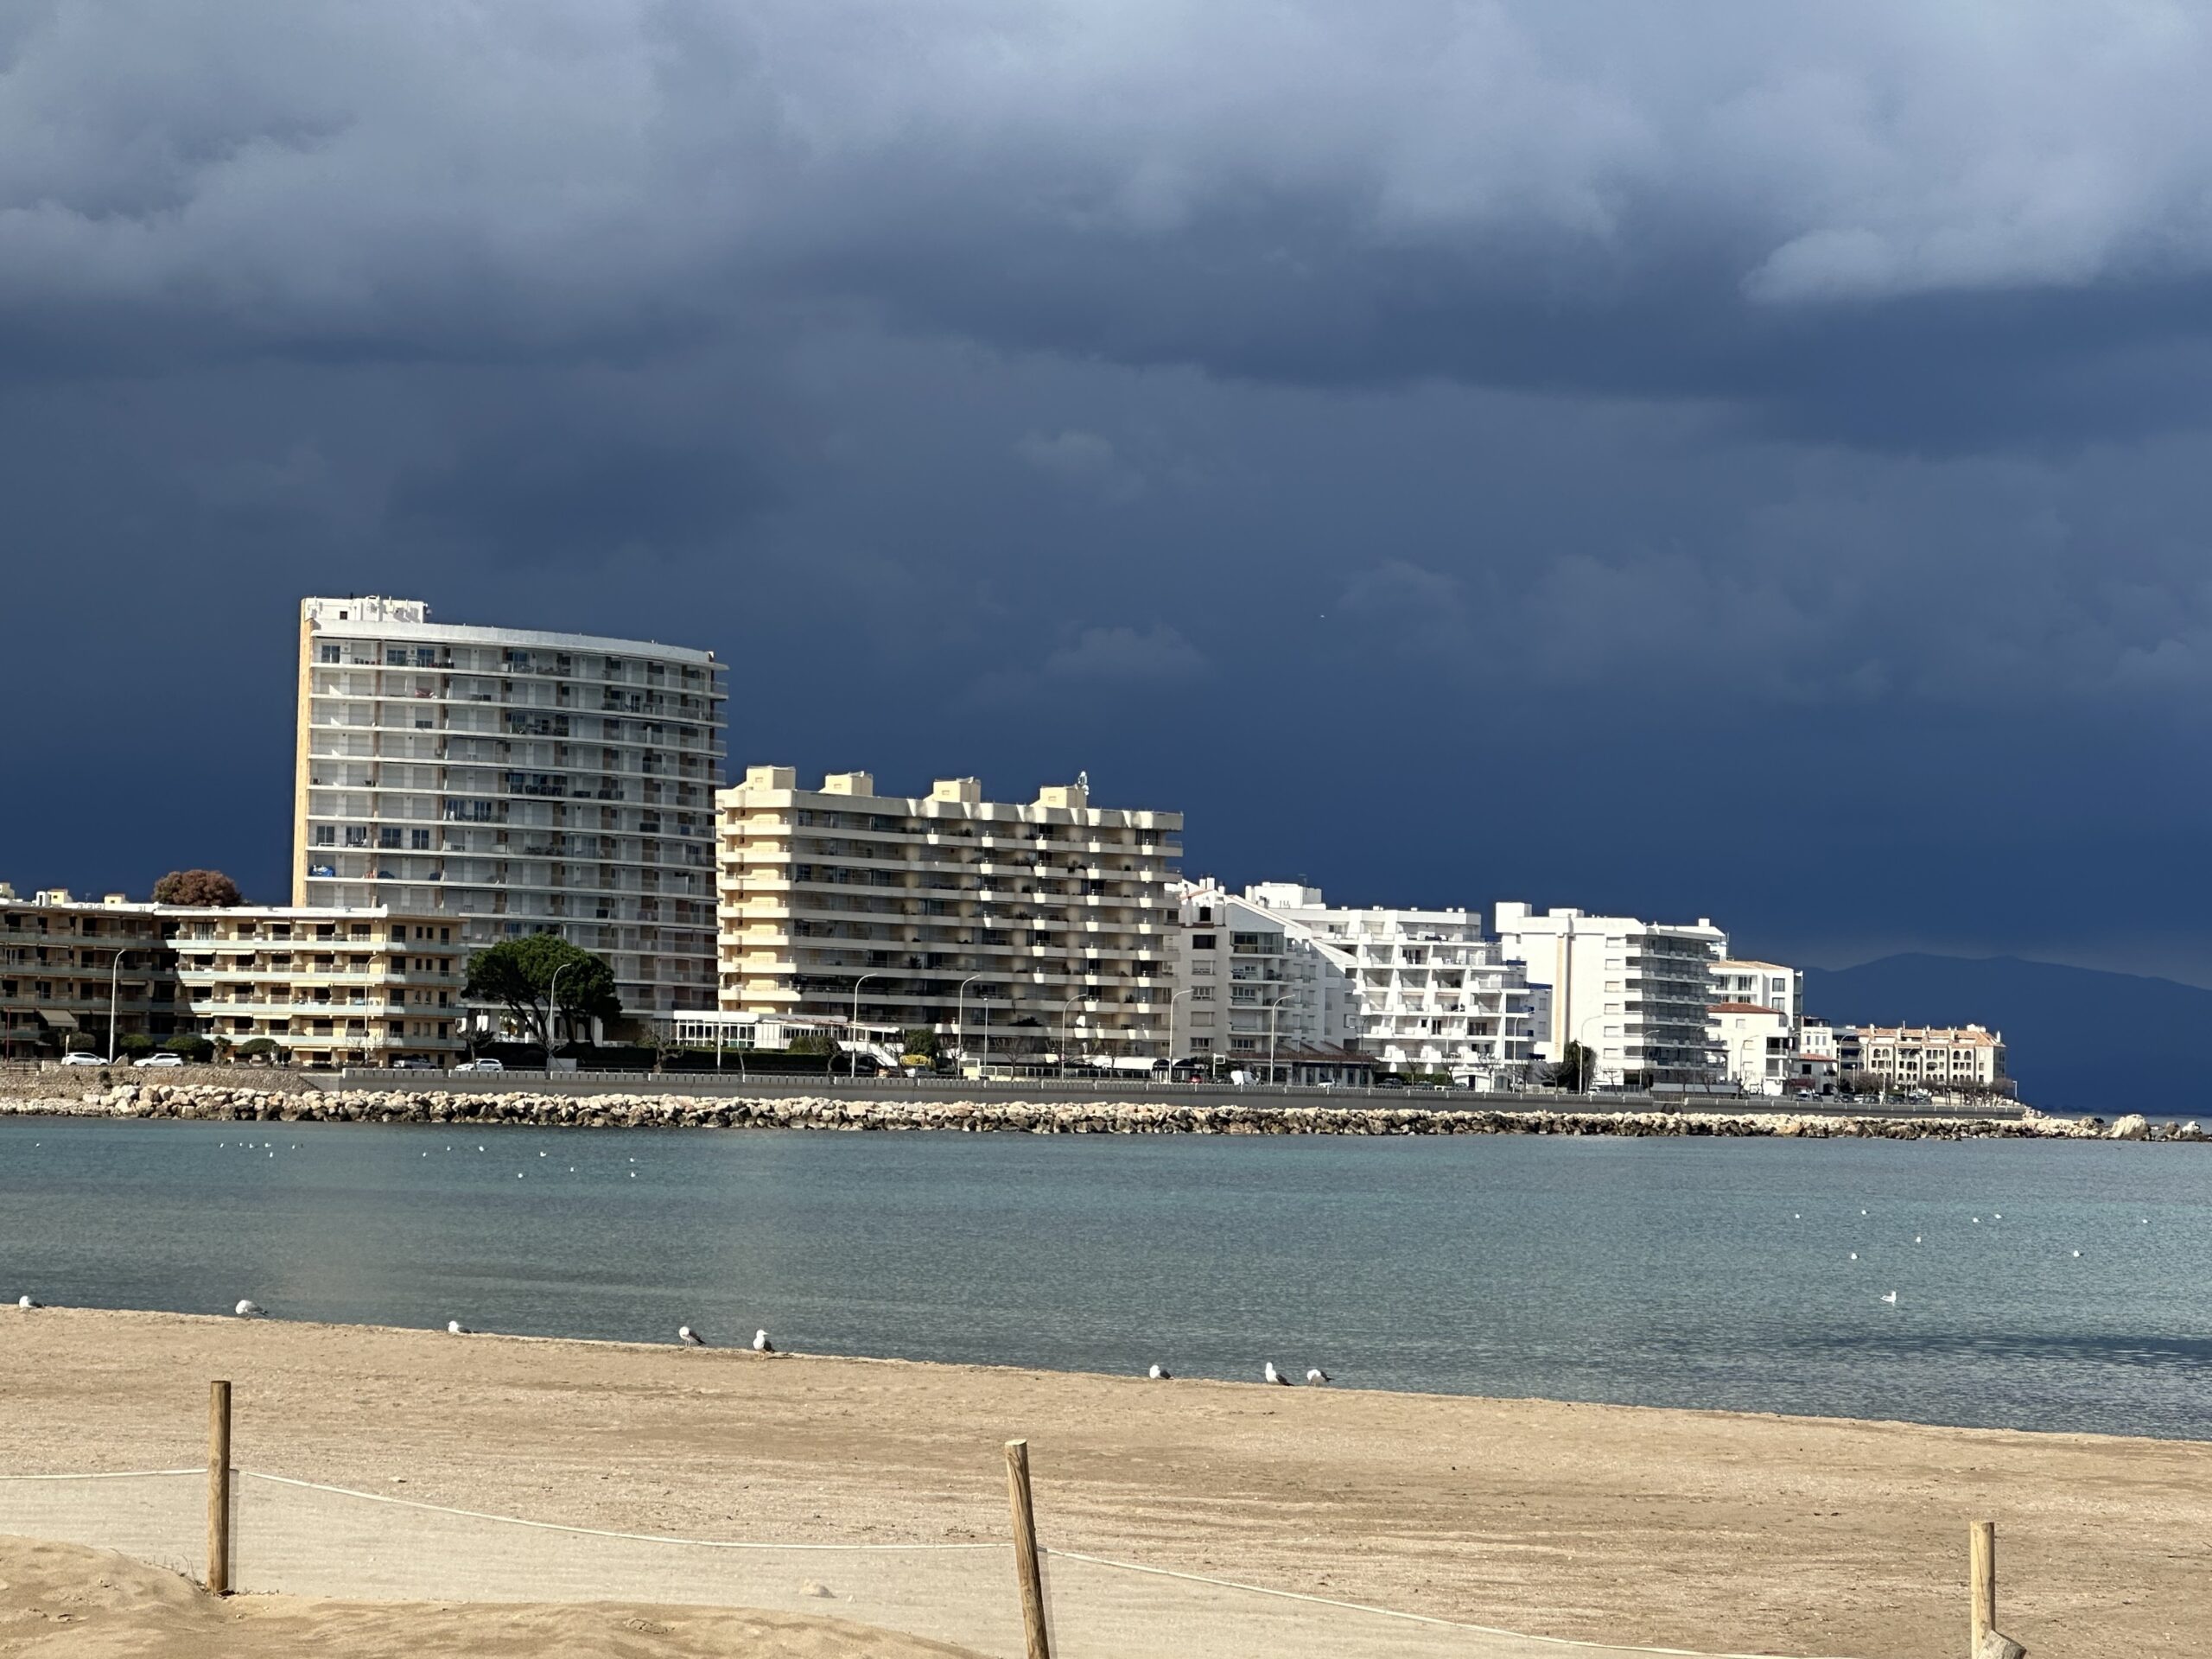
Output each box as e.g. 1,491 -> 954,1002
1306,1368 -> 1331,1384
1263,1362 -> 1291,1386
753,1329 -> 775,1353
447,1319 -> 470,1335
678,1325 -> 704,1346
16,1295 -> 37,1309
234,1299 -> 264,1319
1147,1363 -> 1171,1380
1881,1291 -> 1898,1305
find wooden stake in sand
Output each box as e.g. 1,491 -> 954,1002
1004,1439 -> 1052,1659
1967,1520 -> 2026,1658
207,1380 -> 232,1597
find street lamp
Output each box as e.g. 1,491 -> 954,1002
1574,1013 -> 1611,1096
1167,987 -> 1194,1075
1264,992 -> 1294,1085
545,963 -> 571,1072
849,973 -> 880,1080
1060,993 -> 1084,1079
954,973 -> 984,1071
106,947 -> 127,1065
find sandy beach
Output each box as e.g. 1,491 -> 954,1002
1,1310 -> 2206,1656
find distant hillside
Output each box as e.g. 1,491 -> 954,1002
1802,954 -> 2210,1116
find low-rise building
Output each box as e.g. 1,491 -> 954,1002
1493,902 -> 1727,1087
716,768 -> 1184,1067
1838,1023 -> 2010,1094
1709,1001 -> 1793,1094
1712,959 -> 1802,1028
0,887 -> 465,1065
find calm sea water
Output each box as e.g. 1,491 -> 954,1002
3,1117 -> 2208,1439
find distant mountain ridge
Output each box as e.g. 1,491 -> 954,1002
1801,953 -> 2210,1116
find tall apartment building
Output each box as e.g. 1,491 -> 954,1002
717,769 -> 1183,1064
1838,1024 -> 2010,1093
0,887 -> 463,1065
1493,902 -> 1727,1086
294,596 -> 728,1013
1236,884 -> 1535,1084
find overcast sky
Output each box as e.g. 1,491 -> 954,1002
9,2 -> 2212,979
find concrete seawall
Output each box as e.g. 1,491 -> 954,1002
0,1083 -> 2191,1141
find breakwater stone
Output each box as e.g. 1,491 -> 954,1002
0,1083 -> 2185,1141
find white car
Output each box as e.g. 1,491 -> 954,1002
453,1058 -> 504,1072
60,1052 -> 108,1067
132,1052 -> 186,1069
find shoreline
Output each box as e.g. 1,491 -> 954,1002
3,1307 -> 2207,1659
0,1079 -> 2184,1141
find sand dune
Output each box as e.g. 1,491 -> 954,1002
2,1309 -> 2208,1658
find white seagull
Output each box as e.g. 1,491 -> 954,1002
1880,1291 -> 1898,1305
234,1299 -> 264,1319
16,1294 -> 37,1309
753,1329 -> 775,1353
678,1325 -> 704,1346
1263,1362 -> 1292,1386
1147,1363 -> 1171,1380
2071,1249 -> 2082,1258
447,1319 -> 470,1336
1848,1252 -> 1858,1261
1306,1368 -> 1332,1384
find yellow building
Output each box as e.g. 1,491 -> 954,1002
715,768 -> 1183,1065
0,887 -> 170,1058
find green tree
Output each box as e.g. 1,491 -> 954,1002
901,1027 -> 941,1063
162,1033 -> 215,1063
462,936 -> 621,1051
1549,1041 -> 1597,1091
151,869 -> 244,906
790,1029 -> 838,1058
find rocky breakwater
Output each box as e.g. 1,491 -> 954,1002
3,1082 -> 2206,1141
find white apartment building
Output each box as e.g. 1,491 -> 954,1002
1238,884 -> 1535,1085
1712,959 -> 1803,1028
1709,1002 -> 1793,1094
717,769 -> 1183,1065
1798,1016 -> 1840,1060
1171,883 -> 1359,1069
1839,1024 -> 2010,1093
294,596 -> 728,1013
1493,902 -> 1727,1087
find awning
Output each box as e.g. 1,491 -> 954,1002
39,1010 -> 79,1030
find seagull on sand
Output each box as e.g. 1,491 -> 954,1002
753,1329 -> 775,1353
1306,1368 -> 1332,1384
1147,1363 -> 1171,1380
1880,1291 -> 1898,1305
678,1325 -> 704,1346
16,1294 -> 37,1309
1263,1362 -> 1292,1386
447,1319 -> 470,1336
234,1299 -> 264,1318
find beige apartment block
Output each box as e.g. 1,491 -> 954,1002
0,886 -> 462,1066
1839,1023 -> 2010,1092
717,769 -> 1184,1064
167,906 -> 466,1066
0,887 -> 171,1058
294,595 -> 728,1014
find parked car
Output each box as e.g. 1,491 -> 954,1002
452,1058 -> 505,1072
60,1051 -> 108,1067
132,1052 -> 185,1069
391,1058 -> 438,1071
1374,1074 -> 1409,1089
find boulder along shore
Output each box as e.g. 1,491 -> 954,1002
0,1082 -> 2192,1141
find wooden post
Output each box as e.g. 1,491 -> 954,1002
1003,1439 -> 1052,1659
207,1381 -> 232,1597
1968,1520 -> 1995,1656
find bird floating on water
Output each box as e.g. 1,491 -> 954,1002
1147,1363 -> 1171,1380
2071,1249 -> 2082,1258
1306,1368 -> 1331,1384
447,1319 -> 470,1335
1263,1362 -> 1291,1386
1848,1252 -> 1858,1261
678,1325 -> 704,1346
1881,1291 -> 1898,1305
1914,1236 -> 1923,1244
234,1299 -> 264,1319
753,1329 -> 775,1353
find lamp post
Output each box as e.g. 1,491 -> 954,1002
1264,992 -> 1294,1086
849,973 -> 880,1080
955,974 -> 984,1071
1060,993 -> 1084,1079
1574,1013 -> 1611,1096
107,947 -> 127,1065
545,963 -> 570,1072
1167,987 -> 1194,1074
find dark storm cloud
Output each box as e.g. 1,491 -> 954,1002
10,1 -> 2212,988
